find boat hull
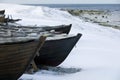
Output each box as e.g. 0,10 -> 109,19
34,33 -> 82,67
0,39 -> 40,80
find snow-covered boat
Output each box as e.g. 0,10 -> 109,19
41,24 -> 72,34
34,33 -> 82,67
16,24 -> 72,34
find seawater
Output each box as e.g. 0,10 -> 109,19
25,4 -> 120,11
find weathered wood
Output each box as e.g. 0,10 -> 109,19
36,35 -> 47,56
0,15 -> 5,23
0,35 -> 46,80
31,61 -> 39,72
6,24 -> 72,34
30,35 -> 46,72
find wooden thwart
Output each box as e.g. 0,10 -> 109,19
31,61 -> 39,72
31,35 -> 47,72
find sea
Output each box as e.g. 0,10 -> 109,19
25,4 -> 120,11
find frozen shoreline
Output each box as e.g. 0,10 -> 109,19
63,9 -> 120,30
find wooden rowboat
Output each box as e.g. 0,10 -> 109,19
34,33 -> 82,67
0,10 -> 5,14
41,24 -> 72,34
0,36 -> 46,80
10,24 -> 72,34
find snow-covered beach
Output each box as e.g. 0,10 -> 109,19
0,3 -> 120,80
63,9 -> 120,30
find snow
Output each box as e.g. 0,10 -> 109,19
0,3 -> 120,80
78,10 -> 120,28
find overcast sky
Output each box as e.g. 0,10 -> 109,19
0,0 -> 120,4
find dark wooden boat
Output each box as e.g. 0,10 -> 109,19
34,33 -> 82,67
13,24 -> 72,34
4,18 -> 22,23
0,36 -> 46,80
0,10 -> 5,14
41,24 -> 72,34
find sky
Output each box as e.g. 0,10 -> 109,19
0,0 -> 120,4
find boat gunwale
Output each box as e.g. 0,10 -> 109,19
0,38 -> 38,45
46,33 -> 82,41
